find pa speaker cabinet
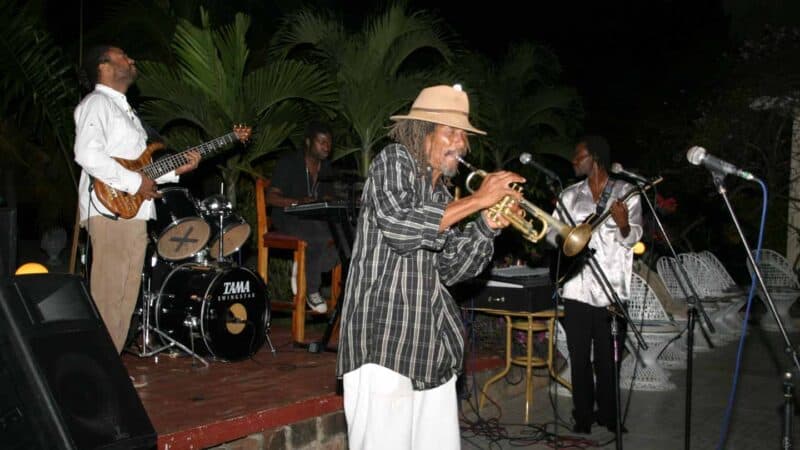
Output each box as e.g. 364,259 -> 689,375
0,274 -> 156,450
0,207 -> 16,277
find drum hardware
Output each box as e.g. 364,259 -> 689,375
129,261 -> 210,368
193,248 -> 209,264
199,186 -> 251,262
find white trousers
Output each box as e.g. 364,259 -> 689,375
343,364 -> 460,450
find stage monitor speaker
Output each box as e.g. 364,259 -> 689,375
0,274 -> 156,450
0,207 -> 16,277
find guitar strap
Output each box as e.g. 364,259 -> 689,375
553,178 -> 617,286
595,178 -> 616,216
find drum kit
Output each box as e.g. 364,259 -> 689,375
130,186 -> 273,366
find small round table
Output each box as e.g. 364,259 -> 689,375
466,307 -> 571,423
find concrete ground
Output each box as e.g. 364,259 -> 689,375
458,317 -> 800,449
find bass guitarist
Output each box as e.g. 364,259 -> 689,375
549,135 -> 643,434
74,45 -> 200,357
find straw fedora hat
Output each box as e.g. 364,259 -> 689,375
390,85 -> 486,135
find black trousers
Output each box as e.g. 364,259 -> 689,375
285,220 -> 339,294
561,298 -> 627,426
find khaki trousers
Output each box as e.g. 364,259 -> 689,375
87,216 -> 147,353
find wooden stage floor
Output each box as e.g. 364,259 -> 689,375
123,315 -> 503,449
123,318 -> 343,449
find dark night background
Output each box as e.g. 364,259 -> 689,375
5,0 -> 800,279
44,1 -> 731,163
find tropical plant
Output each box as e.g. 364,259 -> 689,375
135,8 -> 338,206
457,42 -> 583,172
270,1 -> 455,175
0,0 -> 80,191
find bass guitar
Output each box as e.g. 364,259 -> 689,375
93,125 -> 251,219
551,177 -> 662,285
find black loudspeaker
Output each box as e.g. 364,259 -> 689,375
0,274 -> 156,450
0,207 -> 16,277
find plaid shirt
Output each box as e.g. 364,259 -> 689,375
336,144 -> 498,389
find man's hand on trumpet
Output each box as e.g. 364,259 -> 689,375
472,171 -> 525,208
473,170 -> 525,230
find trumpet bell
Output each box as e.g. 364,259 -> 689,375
561,223 -> 592,257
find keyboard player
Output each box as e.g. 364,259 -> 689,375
266,120 -> 339,313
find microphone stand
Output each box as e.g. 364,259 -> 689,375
710,172 -> 800,448
633,178 -> 715,450
548,180 -> 648,450
544,177 -> 564,450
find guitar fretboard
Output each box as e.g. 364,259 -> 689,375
140,132 -> 238,179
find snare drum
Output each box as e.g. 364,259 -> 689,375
155,263 -> 269,361
200,195 -> 251,259
153,187 -> 210,261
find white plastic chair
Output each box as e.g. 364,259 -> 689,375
677,253 -> 739,340
699,250 -> 742,292
750,249 -> 800,289
656,256 -> 720,349
634,260 -> 687,321
745,249 -> 800,333
619,272 -> 680,391
696,250 -> 748,332
553,321 -> 573,397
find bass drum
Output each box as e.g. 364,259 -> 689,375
155,263 -> 269,361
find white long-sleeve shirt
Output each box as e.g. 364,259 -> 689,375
74,84 -> 177,222
552,178 -> 643,307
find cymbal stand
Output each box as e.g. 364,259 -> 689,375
129,257 -> 209,368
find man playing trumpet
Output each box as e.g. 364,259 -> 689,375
336,84 -> 524,449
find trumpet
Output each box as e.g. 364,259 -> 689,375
457,157 -> 591,257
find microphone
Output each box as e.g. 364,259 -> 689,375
610,162 -> 650,184
519,153 -> 560,182
686,146 -> 755,181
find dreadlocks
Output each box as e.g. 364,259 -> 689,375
387,119 -> 435,175
387,120 -> 470,185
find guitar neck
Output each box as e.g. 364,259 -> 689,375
141,132 -> 238,179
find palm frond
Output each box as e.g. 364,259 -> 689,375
213,13 -> 250,94
268,10 -> 345,61
0,0 -> 78,189
244,61 -> 337,117
270,3 -> 454,175
171,10 -> 231,115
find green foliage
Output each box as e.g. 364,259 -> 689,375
457,42 -> 583,171
0,0 -> 80,233
270,1 -> 455,175
0,0 -> 79,190
136,8 -> 338,206
265,256 -> 293,305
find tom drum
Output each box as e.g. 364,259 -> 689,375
152,187 -> 210,261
